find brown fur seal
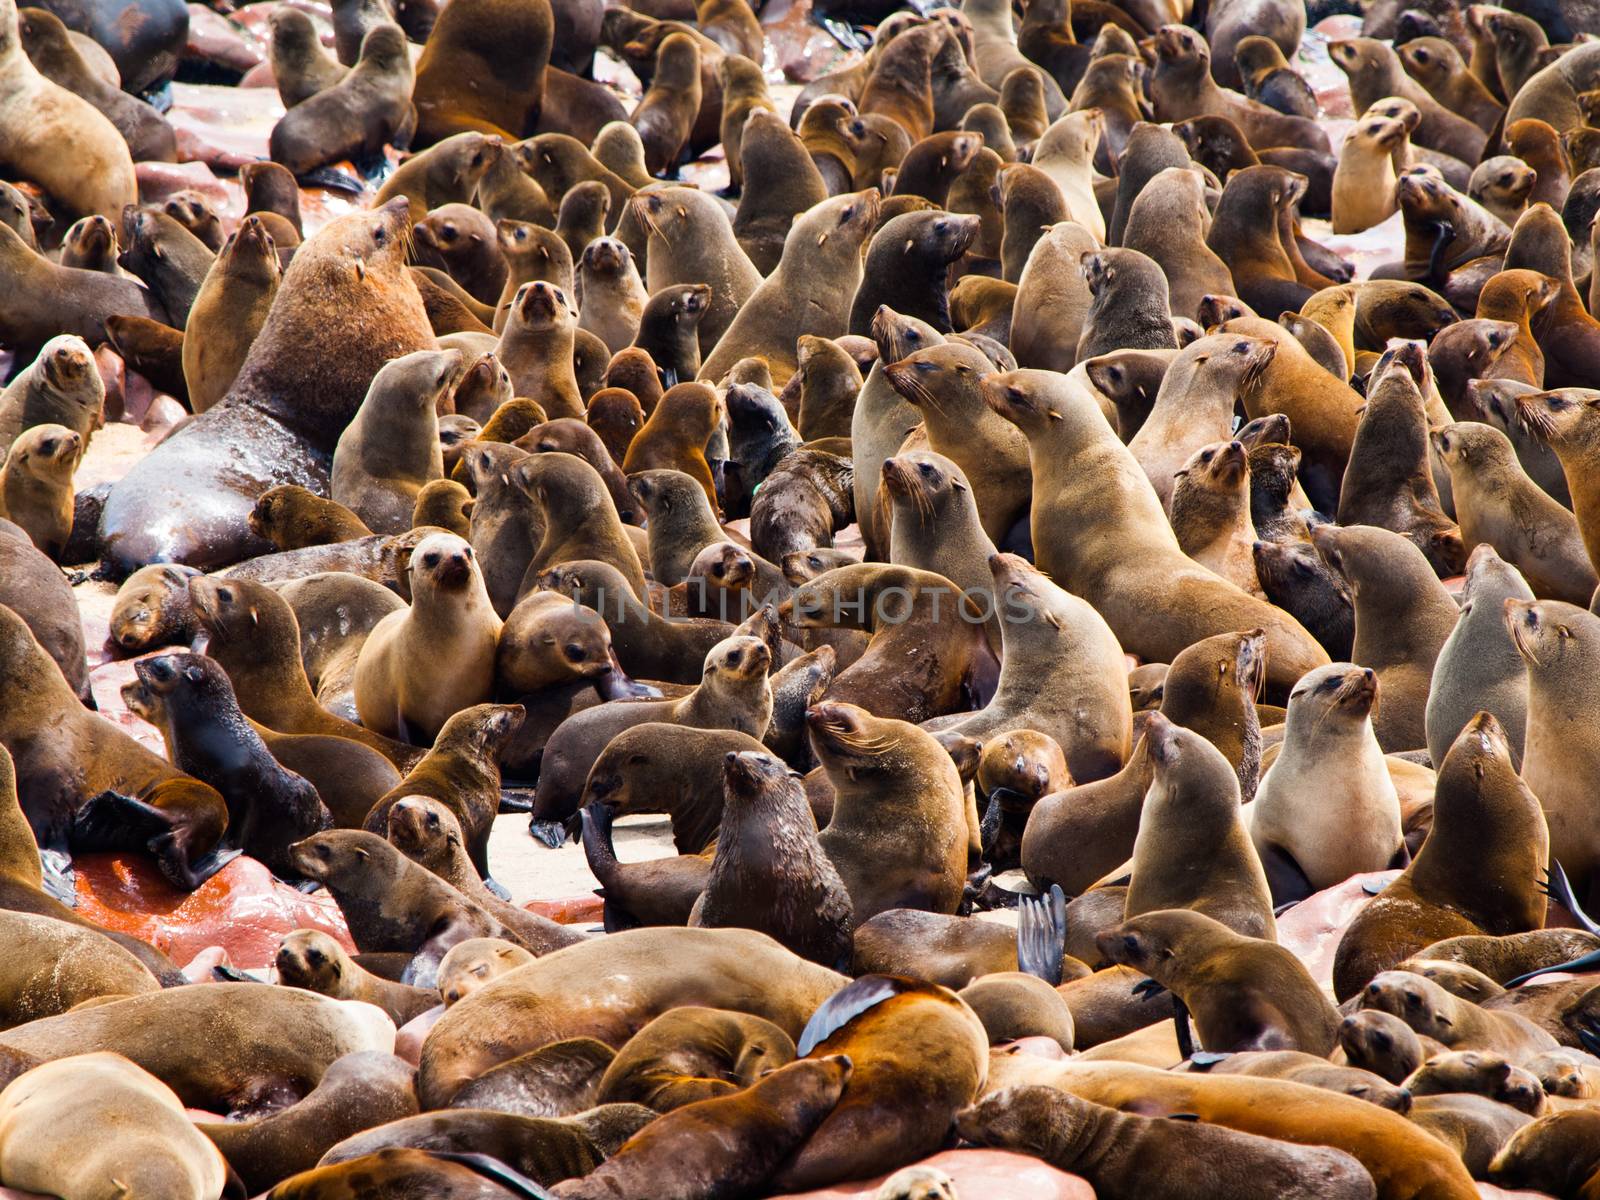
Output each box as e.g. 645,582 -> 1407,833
596,1005 -> 795,1113
249,486 -> 373,551
410,0 -> 550,144
0,0 -> 133,221
108,562 -> 202,653
622,381 -> 720,507
1506,598 -> 1600,908
122,652 -> 334,879
269,24 -> 416,177
101,199 -> 436,573
1434,421 -> 1595,603
1149,25 -> 1330,155
1101,908 -> 1337,1054
437,937 -> 535,1007
363,703 -> 521,878
1126,712 -> 1277,941
0,603 -> 231,887
0,1054 -> 230,1198
275,929 -> 436,1026
699,190 -> 881,387
269,6 -> 347,109
1023,629 -> 1266,894
1329,36 -> 1486,163
1332,712 -> 1547,1001
188,576 -> 422,769
764,976 -> 986,1192
514,450 -> 647,598
0,982 -> 394,1113
384,796 -> 585,953
332,349 -> 461,535
554,1055 -> 852,1199
1170,439 -> 1262,596
289,830 -> 507,985
926,553 -> 1131,783
354,532 -> 502,744
529,631 -> 773,837
1359,969 -> 1558,1060
784,563 -> 990,725
958,1084 -> 1376,1200
1312,523 -> 1459,752
0,423 -> 75,559
197,1051 -> 418,1194
1338,360 -> 1464,577
983,368 -> 1327,700
688,749 -> 853,969
1424,543 -> 1532,768
806,701 -> 968,922
417,927 -> 847,1105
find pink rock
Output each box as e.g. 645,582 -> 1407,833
93,344 -> 125,424
1277,870 -> 1400,985
768,1149 -> 1093,1199
185,4 -> 267,73
73,853 -> 353,970
239,60 -> 276,88
395,1005 -> 445,1065
136,161 -> 239,218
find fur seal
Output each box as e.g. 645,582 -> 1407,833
1434,421 -> 1594,603
0,1054 -> 230,1199
101,199 -> 435,574
958,1084 -> 1376,1200
0,423 -> 75,559
1424,544 -> 1532,768
688,749 -> 853,969
983,368 -> 1328,700
249,486 -> 374,551
1312,523 -> 1459,752
596,1005 -> 795,1113
123,652 -> 334,879
698,190 -> 881,387
1332,711 -> 1547,1001
1126,711 -> 1276,940
807,701 -> 968,922
354,532 -> 501,744
1506,598 -> 1600,908
0,0 -> 133,222
275,929 -> 435,1026
269,23 -> 416,177
363,703 -> 521,878
332,349 -> 461,535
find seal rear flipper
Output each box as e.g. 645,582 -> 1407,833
37,849 -> 75,906
797,974 -> 905,1056
959,862 -> 993,915
529,817 -> 570,848
211,964 -> 256,982
1506,947 -> 1600,987
499,786 -> 535,813
423,1151 -> 557,1199
1541,860 -> 1600,936
150,834 -> 241,891
1258,841 -> 1315,908
1017,883 -> 1068,985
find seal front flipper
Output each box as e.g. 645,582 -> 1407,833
1425,220 -> 1458,283
529,816 -> 569,848
1172,996 -> 1196,1059
1506,947 -> 1600,987
1258,841 -> 1315,907
1017,883 -> 1068,985
979,790 -> 1006,861
578,802 -> 643,933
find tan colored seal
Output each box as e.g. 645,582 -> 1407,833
354,532 -> 501,744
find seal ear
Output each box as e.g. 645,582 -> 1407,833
353,846 -> 369,860
184,664 -> 205,684
248,607 -> 259,627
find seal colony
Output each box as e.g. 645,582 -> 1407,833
5,0 -> 1600,1192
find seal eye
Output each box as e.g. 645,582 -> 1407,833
919,463 -> 934,477
564,642 -> 587,661
218,587 -> 234,604
725,649 -> 743,668
423,553 -> 440,568
373,225 -> 387,246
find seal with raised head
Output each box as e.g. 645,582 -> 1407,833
101,199 -> 436,574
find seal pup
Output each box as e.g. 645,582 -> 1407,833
353,532 -> 502,744
1507,598 -> 1600,909
332,350 -> 462,535
1425,544 -> 1532,768
1249,663 -> 1404,905
958,1085 -> 1376,1200
1313,523 -> 1459,752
